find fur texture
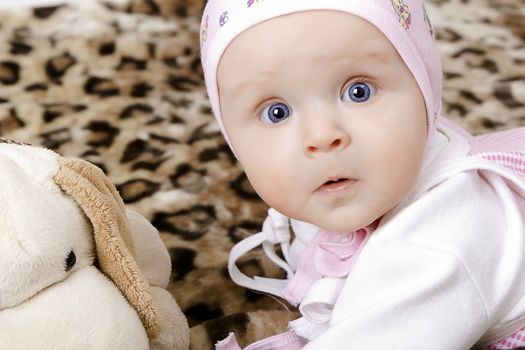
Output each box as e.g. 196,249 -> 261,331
0,140 -> 189,349
55,157 -> 160,338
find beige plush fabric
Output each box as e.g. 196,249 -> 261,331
54,157 -> 160,339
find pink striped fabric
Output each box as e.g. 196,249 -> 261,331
472,125 -> 525,349
439,118 -> 525,178
471,127 -> 525,178
486,326 -> 525,350
478,152 -> 525,177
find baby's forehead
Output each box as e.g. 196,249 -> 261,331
219,11 -> 399,68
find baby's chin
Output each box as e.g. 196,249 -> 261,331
290,210 -> 381,234
315,220 -> 377,233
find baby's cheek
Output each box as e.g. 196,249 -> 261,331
245,161 -> 294,206
378,157 -> 422,212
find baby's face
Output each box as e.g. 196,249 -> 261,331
217,11 -> 427,232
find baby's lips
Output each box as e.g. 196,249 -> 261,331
317,177 -> 356,192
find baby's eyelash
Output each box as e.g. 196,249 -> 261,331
341,76 -> 378,94
253,97 -> 280,116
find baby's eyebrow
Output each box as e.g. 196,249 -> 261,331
227,71 -> 274,98
330,48 -> 392,67
229,80 -> 253,97
362,50 -> 391,64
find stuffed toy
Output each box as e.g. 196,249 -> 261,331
0,138 -> 190,350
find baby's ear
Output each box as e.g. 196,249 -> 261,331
53,157 -> 161,340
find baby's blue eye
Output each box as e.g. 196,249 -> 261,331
260,102 -> 291,124
342,82 -> 375,103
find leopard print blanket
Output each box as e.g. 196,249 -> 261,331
0,0 -> 523,348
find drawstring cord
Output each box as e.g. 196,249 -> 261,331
228,208 -> 295,299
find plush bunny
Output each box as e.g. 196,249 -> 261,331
0,138 -> 190,350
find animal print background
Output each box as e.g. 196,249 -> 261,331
0,0 -> 523,348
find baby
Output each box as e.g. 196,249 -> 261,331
200,0 -> 525,349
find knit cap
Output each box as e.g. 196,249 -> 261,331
200,0 -> 442,145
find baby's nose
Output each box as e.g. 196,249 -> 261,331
306,137 -> 345,154
303,124 -> 350,156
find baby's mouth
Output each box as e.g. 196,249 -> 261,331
317,177 -> 355,192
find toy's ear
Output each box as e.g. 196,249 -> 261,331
54,157 -> 160,339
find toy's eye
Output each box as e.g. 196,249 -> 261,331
342,82 -> 376,103
260,102 -> 291,124
65,250 -> 76,272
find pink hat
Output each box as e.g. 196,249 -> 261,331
200,0 -> 442,145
